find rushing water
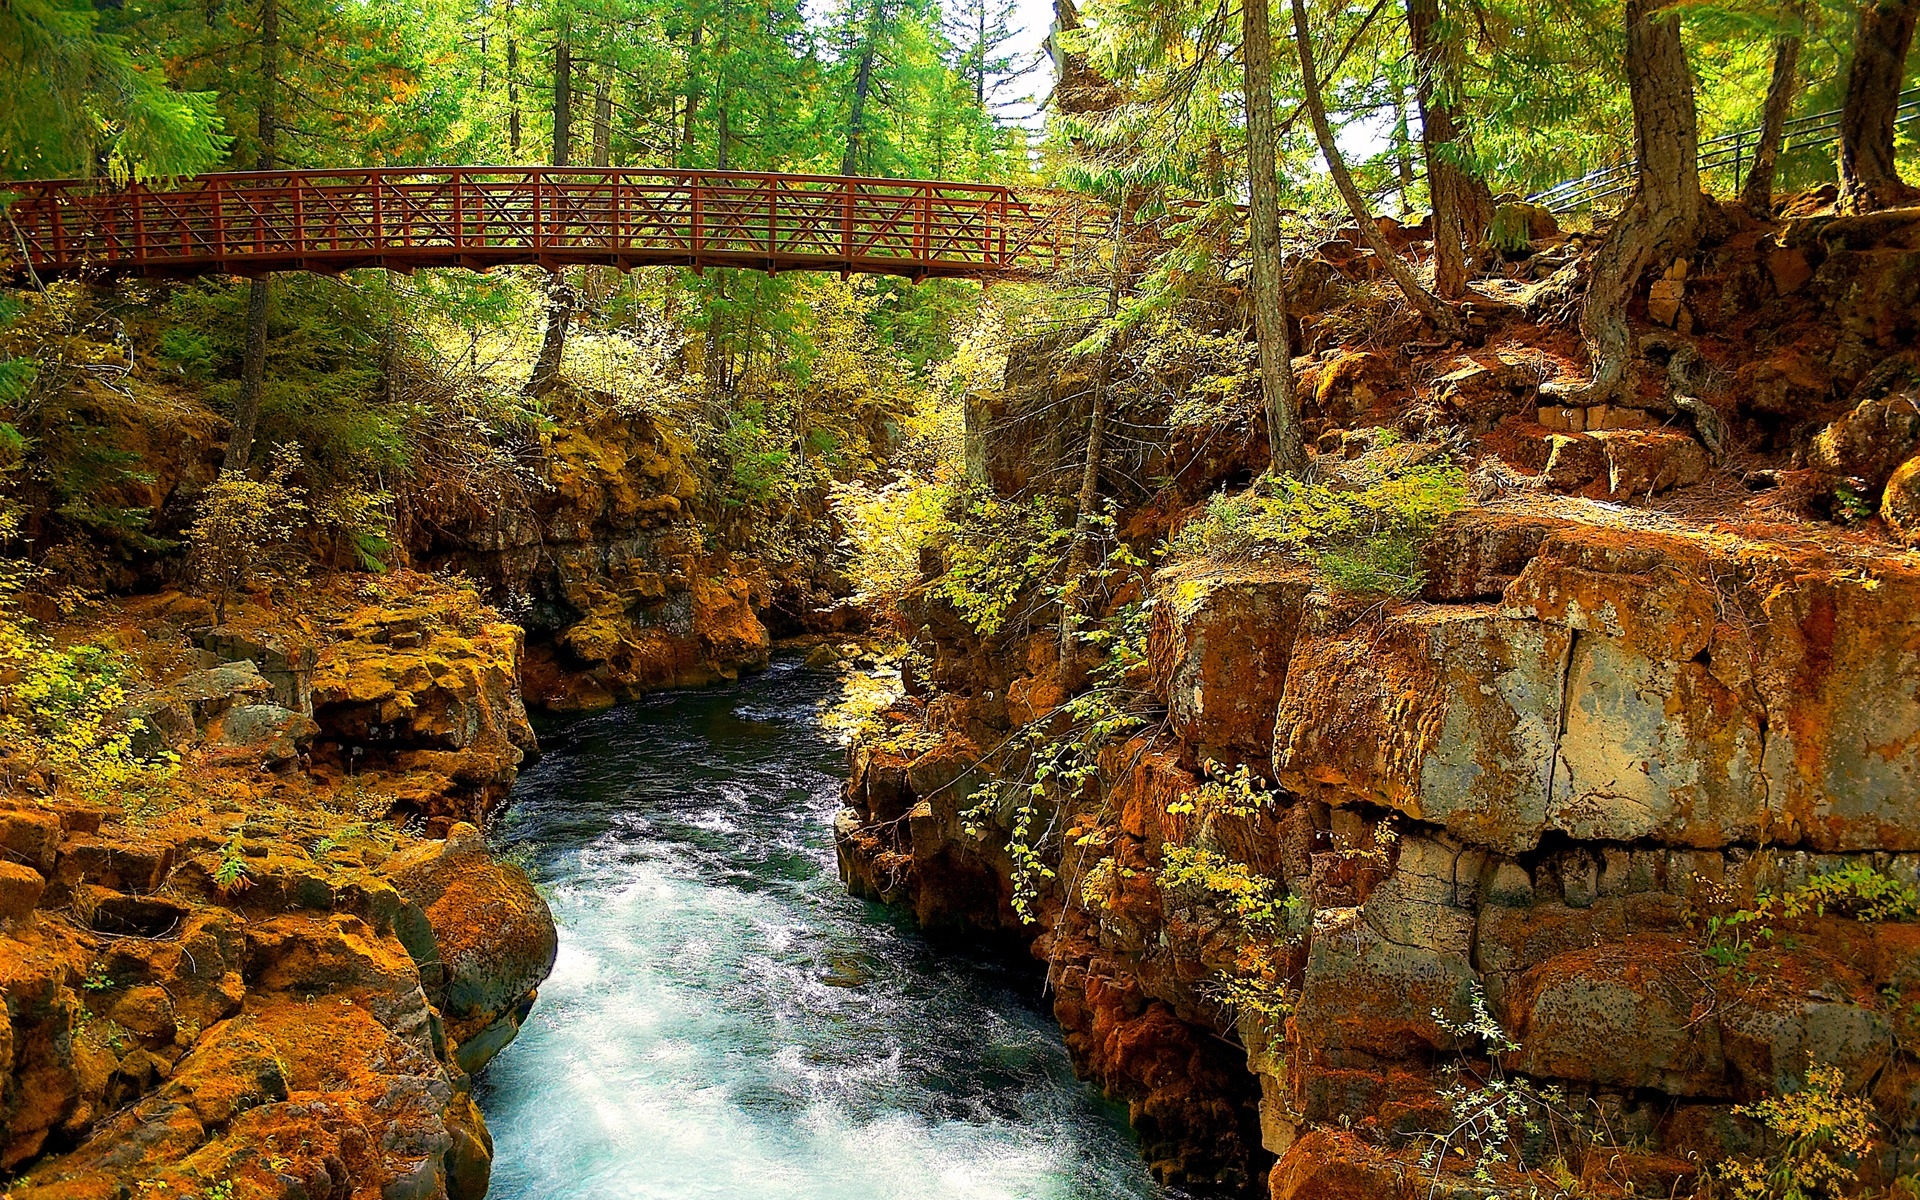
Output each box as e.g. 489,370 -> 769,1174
476,659 -> 1170,1200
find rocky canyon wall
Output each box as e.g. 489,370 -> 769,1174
836,202 -> 1920,1197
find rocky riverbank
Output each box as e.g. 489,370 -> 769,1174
834,201 -> 1920,1196
1,573 -> 556,1200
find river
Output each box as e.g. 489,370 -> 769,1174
475,658 -> 1171,1200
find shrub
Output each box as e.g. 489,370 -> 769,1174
0,519 -> 176,801
932,489 -> 1071,637
1713,1062 -> 1876,1200
188,447 -> 308,623
1167,458 -> 1467,597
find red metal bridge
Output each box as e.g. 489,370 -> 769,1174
3,167 -> 1103,283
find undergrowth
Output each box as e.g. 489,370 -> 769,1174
1166,453 -> 1466,596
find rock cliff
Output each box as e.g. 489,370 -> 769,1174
836,202 -> 1920,1196
0,575 -> 556,1200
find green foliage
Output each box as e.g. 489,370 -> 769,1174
0,0 -> 227,180
0,517 -> 178,801
933,490 -> 1072,637
213,830 -> 251,892
1166,761 -> 1276,819
1158,844 -> 1282,925
1713,1062 -> 1876,1200
717,404 -> 792,508
1168,458 -> 1467,597
1705,864 -> 1920,968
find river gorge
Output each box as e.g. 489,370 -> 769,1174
476,661 -> 1168,1200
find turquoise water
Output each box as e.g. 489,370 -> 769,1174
475,660 -> 1169,1200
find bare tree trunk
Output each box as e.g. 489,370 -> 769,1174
842,45 -> 876,176
1740,4 -> 1803,215
593,56 -> 614,167
1290,0 -> 1457,333
225,0 -> 279,473
1243,0 -> 1304,477
682,22 -> 702,165
553,19 -> 574,166
1061,200 -> 1127,660
1391,83 -> 1416,215
1555,0 -> 1702,402
529,29 -> 578,397
526,274 -> 573,396
507,0 -> 522,156
1405,0 -> 1476,299
1837,0 -> 1920,213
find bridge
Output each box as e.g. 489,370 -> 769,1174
2,167 -> 1104,283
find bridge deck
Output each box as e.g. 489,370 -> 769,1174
4,168 -> 1103,282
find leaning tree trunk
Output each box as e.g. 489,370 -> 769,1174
1558,0 -> 1702,402
1060,198 -> 1129,664
1837,0 -> 1920,213
1290,0 -> 1457,334
225,0 -> 280,473
1242,0 -> 1305,477
552,19 -> 574,166
1405,0 -> 1480,300
1740,3 -> 1803,215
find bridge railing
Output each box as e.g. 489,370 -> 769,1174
1527,86 -> 1920,214
3,167 -> 1107,281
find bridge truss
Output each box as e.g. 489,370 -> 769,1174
3,168 -> 1107,283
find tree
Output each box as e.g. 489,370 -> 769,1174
1243,0 -> 1305,477
1554,0 -> 1702,403
1404,0 -> 1488,299
527,0 -> 578,397
225,0 -> 280,473
1739,1 -> 1804,215
0,0 -> 226,180
1288,0 -> 1457,334
1836,0 -> 1919,212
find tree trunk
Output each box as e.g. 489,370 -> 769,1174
526,273 -> 573,396
975,0 -> 988,106
508,11 -> 522,157
1741,7 -> 1803,215
593,56 -> 614,167
1061,200 -> 1127,659
841,45 -> 876,176
1391,83 -> 1416,215
529,28 -> 578,398
1837,0 -> 1920,213
1557,0 -> 1702,402
225,0 -> 279,473
553,19 -> 573,166
682,22 -> 702,165
1290,0 -> 1457,333
1405,0 -> 1477,299
1243,0 -> 1305,477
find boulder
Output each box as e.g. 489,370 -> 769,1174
0,861 -> 45,923
384,823 -> 557,1051
1884,454 -> 1920,544
1276,605 -> 1568,854
1434,356 -> 1539,427
200,702 -> 319,767
1293,906 -> 1477,1056
1809,358 -> 1920,488
167,660 -> 274,729
1150,566 -> 1313,759
0,805 -> 62,873
1589,429 -> 1709,496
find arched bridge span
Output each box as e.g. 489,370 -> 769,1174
4,168 -> 1104,282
